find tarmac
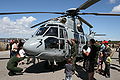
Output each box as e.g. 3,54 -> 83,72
0,49 -> 120,80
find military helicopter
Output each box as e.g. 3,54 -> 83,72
1,0 -> 120,65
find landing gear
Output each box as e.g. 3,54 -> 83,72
44,60 -> 56,72
44,60 -> 66,72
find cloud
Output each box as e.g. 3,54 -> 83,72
0,16 -> 37,38
112,4 -> 120,12
109,0 -> 117,4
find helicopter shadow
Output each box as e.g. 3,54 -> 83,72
110,63 -> 120,72
0,57 -> 10,60
24,61 -> 64,73
75,64 -> 88,80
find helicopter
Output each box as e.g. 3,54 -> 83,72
1,0 -> 120,65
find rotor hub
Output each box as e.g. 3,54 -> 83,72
66,8 -> 79,16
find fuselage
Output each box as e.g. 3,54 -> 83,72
23,17 -> 91,62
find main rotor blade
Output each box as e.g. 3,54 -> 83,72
0,12 -> 65,15
79,13 -> 120,16
31,16 -> 65,28
31,20 -> 50,28
78,16 -> 93,28
78,0 -> 100,10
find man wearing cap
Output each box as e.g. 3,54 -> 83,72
6,52 -> 25,76
102,41 -> 112,63
102,41 -> 112,77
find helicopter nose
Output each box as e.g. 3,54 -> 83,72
23,38 -> 43,56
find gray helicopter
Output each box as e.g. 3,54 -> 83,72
1,0 -> 120,65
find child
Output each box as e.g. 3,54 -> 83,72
64,58 -> 74,80
104,53 -> 112,78
96,52 -> 103,74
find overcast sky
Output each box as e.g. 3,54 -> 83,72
0,0 -> 120,41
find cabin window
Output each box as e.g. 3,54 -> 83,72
36,27 -> 48,36
77,24 -> 84,33
45,27 -> 58,37
59,18 -> 67,24
60,29 -> 64,38
45,37 -> 59,49
63,29 -> 68,38
60,29 -> 68,38
60,39 -> 65,49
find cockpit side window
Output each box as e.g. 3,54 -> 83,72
45,27 -> 58,37
45,37 -> 59,49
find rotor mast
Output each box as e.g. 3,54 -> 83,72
66,8 -> 79,40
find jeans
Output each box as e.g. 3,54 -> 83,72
104,62 -> 110,77
65,76 -> 72,80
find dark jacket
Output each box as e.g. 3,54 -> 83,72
88,45 -> 98,61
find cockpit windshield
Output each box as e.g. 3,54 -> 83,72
35,24 -> 59,36
35,25 -> 48,36
44,27 -> 58,37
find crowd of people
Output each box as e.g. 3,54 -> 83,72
6,38 -> 114,80
7,39 -> 26,76
96,41 -> 112,78
64,39 -> 113,80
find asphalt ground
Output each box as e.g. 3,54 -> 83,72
0,49 -> 120,80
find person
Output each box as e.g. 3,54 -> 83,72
6,43 -> 9,50
6,53 -> 25,76
67,39 -> 78,72
96,52 -> 103,74
64,58 -> 74,80
11,40 -> 18,57
98,41 -> 109,74
9,40 -> 14,58
94,41 -> 101,67
102,42 -> 112,77
104,53 -> 112,78
100,41 -> 106,53
85,39 -> 98,80
82,43 -> 91,70
17,39 -> 24,52
118,46 -> 120,64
